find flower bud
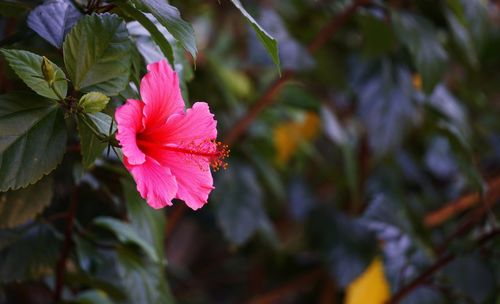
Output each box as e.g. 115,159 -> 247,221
78,92 -> 110,113
41,56 -> 56,87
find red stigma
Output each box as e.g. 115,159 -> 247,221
136,138 -> 229,171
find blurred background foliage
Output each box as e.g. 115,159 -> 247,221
1,0 -> 500,303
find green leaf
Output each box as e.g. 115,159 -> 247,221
63,13 -> 132,95
173,37 -> 193,102
129,45 -> 144,87
0,223 -> 61,282
0,176 -> 53,229
64,268 -> 127,302
443,253 -> 495,303
229,0 -> 280,73
117,1 -> 174,65
79,92 -> 110,113
74,241 -> 175,304
358,12 -> 396,57
116,246 -> 176,304
392,11 -> 448,94
0,49 -> 67,100
77,113 -> 112,169
131,0 -> 196,60
436,123 -> 484,193
72,290 -> 115,304
350,59 -> 415,156
74,179 -> 175,304
90,112 -> 115,134
445,0 -> 489,67
121,178 -> 166,260
213,163 -> 271,245
0,92 -> 67,191
445,11 -> 478,68
308,209 -> 377,287
93,217 -> 159,263
119,179 -> 176,303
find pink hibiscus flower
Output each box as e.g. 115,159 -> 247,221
115,60 -> 228,210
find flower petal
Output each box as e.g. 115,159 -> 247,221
144,147 -> 213,210
174,164 -> 214,210
140,102 -> 217,144
140,59 -> 184,129
125,156 -> 178,209
115,99 -> 146,165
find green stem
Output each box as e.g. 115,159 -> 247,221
49,83 -> 65,102
79,114 -> 121,148
79,114 -> 107,141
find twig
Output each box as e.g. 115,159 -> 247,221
307,0 -> 372,54
424,175 -> 500,228
435,179 -> 500,254
387,254 -> 454,304
386,177 -> 500,302
225,71 -> 292,146
223,0 -> 372,146
386,229 -> 500,304
53,187 -> 79,302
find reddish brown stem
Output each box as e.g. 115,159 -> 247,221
386,229 -> 500,304
307,0 -> 372,54
224,71 -> 292,146
386,176 -> 500,302
386,254 -> 455,304
424,176 -> 500,228
53,187 -> 79,302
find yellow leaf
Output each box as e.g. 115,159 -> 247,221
344,258 -> 390,304
273,112 -> 320,165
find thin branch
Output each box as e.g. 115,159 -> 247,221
387,254 -> 455,304
424,176 -> 500,228
307,0 -> 372,54
53,187 -> 79,302
223,0 -> 371,146
386,229 -> 500,304
386,177 -> 500,302
435,179 -> 500,254
224,71 -> 292,146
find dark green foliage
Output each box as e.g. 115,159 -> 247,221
63,13 -> 132,95
0,0 -> 499,303
0,223 -> 61,282
0,176 -> 53,228
213,163 -> 271,245
77,112 -> 113,168
1,49 -> 68,99
0,93 -> 67,191
131,0 -> 196,60
229,0 -> 280,72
